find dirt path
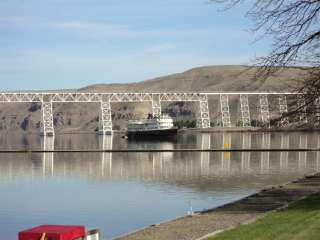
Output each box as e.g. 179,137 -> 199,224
114,173 -> 320,240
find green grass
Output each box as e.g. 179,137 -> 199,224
209,193 -> 320,240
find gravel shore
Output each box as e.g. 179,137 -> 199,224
115,173 -> 320,240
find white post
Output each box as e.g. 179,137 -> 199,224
240,94 -> 251,127
220,94 -> 231,127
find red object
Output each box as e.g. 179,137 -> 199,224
18,225 -> 86,240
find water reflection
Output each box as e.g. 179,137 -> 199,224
0,133 -> 319,184
280,134 -> 289,169
241,133 -> 251,172
0,132 -> 320,239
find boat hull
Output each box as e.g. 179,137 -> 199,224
126,128 -> 178,141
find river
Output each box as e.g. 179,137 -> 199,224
0,131 -> 319,239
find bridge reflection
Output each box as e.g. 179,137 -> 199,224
0,133 -> 319,186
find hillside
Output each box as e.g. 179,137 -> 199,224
80,65 -> 306,92
0,65 -> 308,133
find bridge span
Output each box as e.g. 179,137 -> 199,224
0,91 -> 310,136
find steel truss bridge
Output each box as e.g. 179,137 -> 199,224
0,91 -> 312,136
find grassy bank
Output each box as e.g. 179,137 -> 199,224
209,193 -> 320,240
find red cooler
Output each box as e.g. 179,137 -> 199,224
18,225 -> 86,240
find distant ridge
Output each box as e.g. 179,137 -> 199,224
80,65 -> 307,93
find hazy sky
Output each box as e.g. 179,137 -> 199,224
0,0 -> 270,90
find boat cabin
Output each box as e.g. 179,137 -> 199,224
18,225 -> 100,240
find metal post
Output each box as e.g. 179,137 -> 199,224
99,101 -> 113,135
220,94 -> 231,127
41,101 -> 55,136
259,94 -> 270,127
197,95 -> 211,128
278,95 -> 289,127
152,94 -> 161,118
240,94 -> 251,127
297,95 -> 308,123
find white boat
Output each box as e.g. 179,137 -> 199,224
126,114 -> 178,140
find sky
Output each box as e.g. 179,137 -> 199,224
0,0 -> 271,90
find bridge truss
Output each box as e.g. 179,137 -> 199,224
0,92 -> 306,136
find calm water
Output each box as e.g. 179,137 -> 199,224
0,132 -> 320,239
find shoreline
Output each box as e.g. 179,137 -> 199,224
2,127 -> 320,135
114,172 -> 320,240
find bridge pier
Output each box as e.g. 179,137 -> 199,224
152,94 -> 161,118
315,97 -> 320,125
297,95 -> 308,123
279,95 -> 289,127
240,94 -> 251,127
40,101 -> 55,136
99,101 -> 113,135
220,94 -> 231,127
197,95 -> 211,128
259,94 -> 270,127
